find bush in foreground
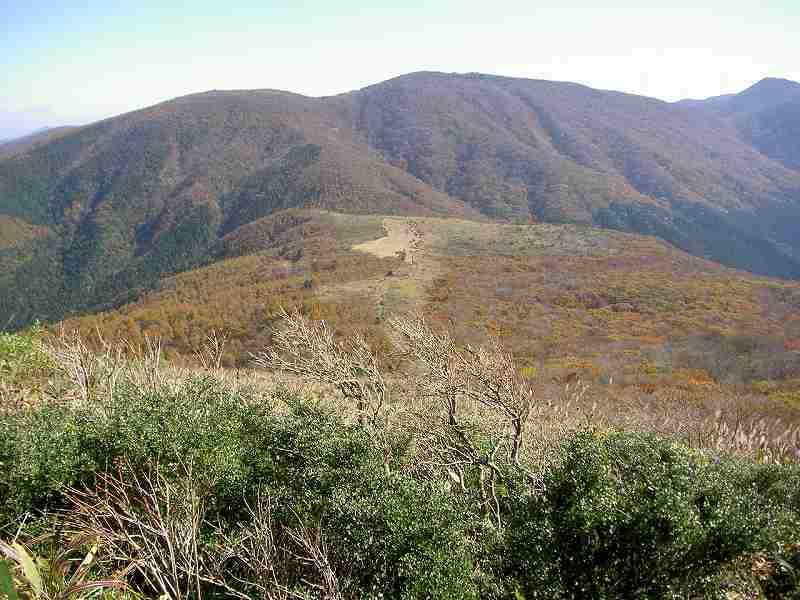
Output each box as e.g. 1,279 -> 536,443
1,380 -> 476,598
500,431 -> 800,598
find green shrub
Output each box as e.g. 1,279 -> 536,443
0,375 -> 271,524
0,403 -> 94,523
221,392 -> 478,598
0,380 -> 477,598
0,327 -> 53,385
2,373 -> 799,598
499,431 -> 800,599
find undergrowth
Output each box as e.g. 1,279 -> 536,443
0,317 -> 798,599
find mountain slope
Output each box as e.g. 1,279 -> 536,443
60,211 -> 800,415
678,78 -> 800,170
0,89 -> 474,329
725,79 -> 800,172
350,73 -> 799,218
0,126 -> 80,160
2,72 -> 800,331
345,73 -> 800,279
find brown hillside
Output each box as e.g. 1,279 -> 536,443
3,72 -> 800,331
60,210 -> 800,422
349,72 -> 800,218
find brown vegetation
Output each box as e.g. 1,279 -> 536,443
3,73 -> 800,332
52,212 -> 800,431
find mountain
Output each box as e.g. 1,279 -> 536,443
2,72 -> 800,331
354,73 -> 795,217
677,78 -> 800,116
350,73 -> 800,278
0,126 -> 79,159
677,78 -> 800,170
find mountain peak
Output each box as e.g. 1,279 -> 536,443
740,77 -> 800,99
749,76 -> 800,89
677,76 -> 800,115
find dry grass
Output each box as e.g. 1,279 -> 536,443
62,461 -> 208,600
14,315 -> 799,469
251,309 -> 800,535
251,309 -> 800,468
51,210 -> 800,429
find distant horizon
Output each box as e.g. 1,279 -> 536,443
3,69 -> 798,142
5,0 -> 799,139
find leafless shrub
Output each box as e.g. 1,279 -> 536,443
41,328 -> 124,409
211,492 -> 347,600
41,329 -> 98,404
284,525 -> 342,600
63,462 -> 345,600
253,308 -> 386,429
194,330 -> 229,371
258,309 -> 541,525
390,314 -> 535,466
211,492 -> 290,600
41,329 -> 169,410
388,312 -> 538,503
62,460 -> 212,600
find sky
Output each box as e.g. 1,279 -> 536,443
2,0 -> 800,139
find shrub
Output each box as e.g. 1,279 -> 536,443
3,314 -> 800,598
0,379 -> 477,598
0,375 -> 272,525
500,431 -> 800,599
0,326 -> 53,386
222,392 -> 478,598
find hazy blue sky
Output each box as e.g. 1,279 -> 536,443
3,0 -> 799,139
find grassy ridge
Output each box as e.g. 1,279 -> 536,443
55,213 -> 800,423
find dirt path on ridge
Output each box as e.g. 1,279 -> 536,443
351,218 -> 421,263
315,217 -> 439,315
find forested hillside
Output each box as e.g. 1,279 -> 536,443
2,72 -> 800,332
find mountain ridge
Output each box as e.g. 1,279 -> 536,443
2,71 -> 800,331
675,77 -> 800,171
676,77 -> 800,113
0,125 -> 79,159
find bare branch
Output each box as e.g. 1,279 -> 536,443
253,308 -> 386,429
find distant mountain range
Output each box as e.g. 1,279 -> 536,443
1,72 -> 800,330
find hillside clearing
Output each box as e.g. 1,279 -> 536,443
351,217 -> 421,263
